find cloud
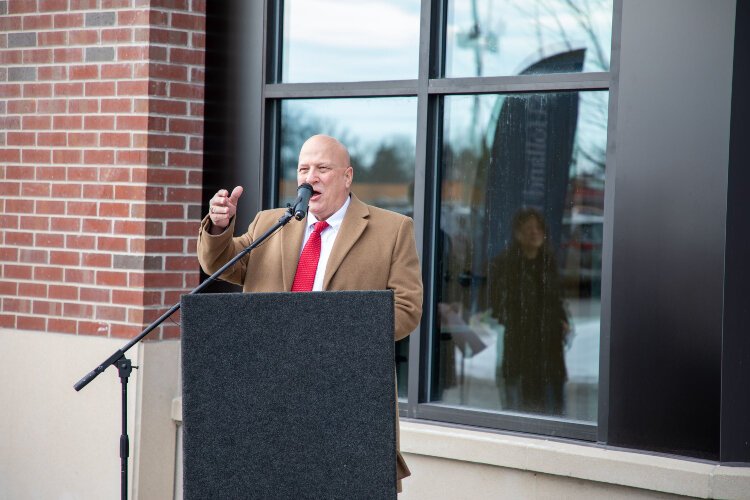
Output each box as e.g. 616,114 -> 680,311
286,0 -> 420,50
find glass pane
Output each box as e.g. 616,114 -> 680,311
279,97 -> 418,398
433,91 -> 607,422
282,0 -> 421,83
445,0 -> 612,77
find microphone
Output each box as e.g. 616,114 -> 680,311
291,183 -> 313,220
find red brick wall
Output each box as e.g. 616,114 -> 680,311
1,0 -> 206,339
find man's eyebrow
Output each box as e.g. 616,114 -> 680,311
298,162 -> 332,168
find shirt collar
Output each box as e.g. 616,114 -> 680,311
306,194 -> 351,230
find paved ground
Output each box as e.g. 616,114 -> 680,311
438,298 -> 600,422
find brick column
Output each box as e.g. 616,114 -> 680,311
1,0 -> 206,340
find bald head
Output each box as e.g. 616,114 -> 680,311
300,134 -> 351,168
297,135 -> 354,220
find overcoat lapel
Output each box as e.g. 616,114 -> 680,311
280,217 -> 306,291
323,194 -> 369,290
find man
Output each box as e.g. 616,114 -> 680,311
197,134 -> 422,492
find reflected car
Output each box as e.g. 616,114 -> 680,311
560,213 -> 603,295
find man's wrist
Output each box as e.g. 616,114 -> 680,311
207,220 -> 228,235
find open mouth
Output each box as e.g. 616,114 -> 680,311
311,190 -> 322,200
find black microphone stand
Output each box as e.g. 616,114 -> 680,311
74,208 -> 297,500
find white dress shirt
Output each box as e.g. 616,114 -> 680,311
300,195 -> 351,291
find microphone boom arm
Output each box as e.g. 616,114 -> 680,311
74,210 -> 296,391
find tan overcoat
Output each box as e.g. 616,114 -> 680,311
196,193 -> 422,486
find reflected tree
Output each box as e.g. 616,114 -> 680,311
357,136 -> 415,184
510,0 -> 610,176
510,0 -> 610,71
280,106 -> 362,179
279,105 -> 417,215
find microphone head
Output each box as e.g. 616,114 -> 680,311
293,183 -> 314,220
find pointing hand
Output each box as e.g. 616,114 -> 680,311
208,186 -> 243,233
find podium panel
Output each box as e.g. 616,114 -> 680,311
181,291 -> 396,499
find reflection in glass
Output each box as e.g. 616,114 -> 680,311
433,91 -> 608,422
282,0 -> 421,83
445,0 -> 612,77
279,97 -> 418,397
490,208 -> 568,414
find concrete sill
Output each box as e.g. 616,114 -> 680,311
173,398 -> 749,499
400,420 -> 750,499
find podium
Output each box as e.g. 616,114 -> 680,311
180,291 -> 397,499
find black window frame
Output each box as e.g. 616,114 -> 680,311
256,0 -> 620,443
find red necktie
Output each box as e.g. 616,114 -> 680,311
291,221 -> 329,292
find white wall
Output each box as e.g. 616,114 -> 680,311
0,329 -> 180,500
0,329 -> 141,499
131,339 -> 181,500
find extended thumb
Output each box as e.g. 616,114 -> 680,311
229,186 -> 244,203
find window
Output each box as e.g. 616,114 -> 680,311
434,91 -> 606,424
445,0 -> 612,77
282,0 -> 421,82
264,0 -> 613,439
278,98 -> 418,216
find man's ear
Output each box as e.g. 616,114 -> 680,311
345,166 -> 353,188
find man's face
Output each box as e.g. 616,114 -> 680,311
297,136 -> 353,221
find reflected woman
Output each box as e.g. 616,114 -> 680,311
490,208 -> 569,415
